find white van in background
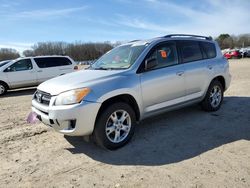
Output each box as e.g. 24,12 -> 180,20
0,56 -> 78,95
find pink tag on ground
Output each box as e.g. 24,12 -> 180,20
27,112 -> 39,124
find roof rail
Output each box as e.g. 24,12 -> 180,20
129,40 -> 140,43
164,34 -> 212,40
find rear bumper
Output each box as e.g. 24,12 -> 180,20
32,99 -> 101,136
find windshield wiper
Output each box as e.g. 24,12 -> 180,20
93,67 -> 109,70
92,67 -> 126,70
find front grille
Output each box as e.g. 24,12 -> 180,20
34,90 -> 51,106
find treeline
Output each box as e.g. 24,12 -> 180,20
0,48 -> 20,61
23,42 -> 114,61
1,34 -> 250,61
215,33 -> 250,49
0,42 -> 115,61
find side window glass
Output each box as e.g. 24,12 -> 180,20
34,57 -> 71,68
180,41 -> 202,63
200,43 -> 208,59
49,58 -> 59,67
58,58 -> 72,66
148,43 -> 178,70
147,50 -> 157,61
5,59 -> 32,72
201,42 -> 216,59
34,58 -> 47,68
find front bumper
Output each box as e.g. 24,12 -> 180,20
32,98 -> 101,136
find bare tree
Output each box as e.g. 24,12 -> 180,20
26,41 -> 113,61
32,42 -> 67,56
216,33 -> 250,49
235,34 -> 250,48
23,50 -> 35,57
0,48 -> 20,61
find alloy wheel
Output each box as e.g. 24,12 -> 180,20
0,84 -> 5,95
209,85 -> 222,108
105,110 -> 131,143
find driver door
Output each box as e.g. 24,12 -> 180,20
139,42 -> 186,113
4,59 -> 37,88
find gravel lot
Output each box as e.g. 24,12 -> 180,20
0,59 -> 250,188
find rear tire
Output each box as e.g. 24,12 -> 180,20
0,82 -> 7,96
93,102 -> 136,150
201,80 -> 224,112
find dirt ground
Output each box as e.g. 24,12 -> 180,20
0,58 -> 249,188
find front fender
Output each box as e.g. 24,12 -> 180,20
84,74 -> 143,118
0,73 -> 9,87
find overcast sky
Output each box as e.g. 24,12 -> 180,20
0,0 -> 249,52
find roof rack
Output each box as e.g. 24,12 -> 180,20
164,34 -> 212,40
129,40 -> 140,43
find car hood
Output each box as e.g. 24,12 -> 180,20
37,69 -> 125,95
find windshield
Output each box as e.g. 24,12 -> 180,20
0,60 -> 10,67
91,44 -> 146,70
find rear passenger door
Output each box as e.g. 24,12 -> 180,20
178,40 -> 213,100
140,42 -> 186,113
34,57 -> 73,83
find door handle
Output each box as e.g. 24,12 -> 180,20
176,71 -> 184,76
207,65 -> 213,70
37,70 -> 43,72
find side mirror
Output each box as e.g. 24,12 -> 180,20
145,58 -> 157,70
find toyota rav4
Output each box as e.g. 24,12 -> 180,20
31,34 -> 231,149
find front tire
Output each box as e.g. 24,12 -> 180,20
93,102 -> 136,150
201,80 -> 224,111
0,82 -> 7,96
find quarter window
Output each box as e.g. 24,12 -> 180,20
180,41 -> 202,63
147,43 -> 178,69
5,59 -> 33,72
200,42 -> 216,59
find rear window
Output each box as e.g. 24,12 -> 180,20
200,42 -> 216,59
180,41 -> 202,63
34,57 -> 72,68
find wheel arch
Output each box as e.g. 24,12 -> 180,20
0,80 -> 9,89
212,75 -> 225,91
95,94 -> 141,123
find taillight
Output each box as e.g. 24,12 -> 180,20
74,66 -> 78,70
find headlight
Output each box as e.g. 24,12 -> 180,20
55,88 -> 90,106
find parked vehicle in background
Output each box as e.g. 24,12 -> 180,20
246,49 -> 250,57
243,48 -> 250,57
31,34 -> 231,150
77,60 -> 95,65
223,50 -> 241,59
0,56 -> 78,95
239,48 -> 248,57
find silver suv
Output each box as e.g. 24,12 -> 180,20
31,34 -> 231,149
